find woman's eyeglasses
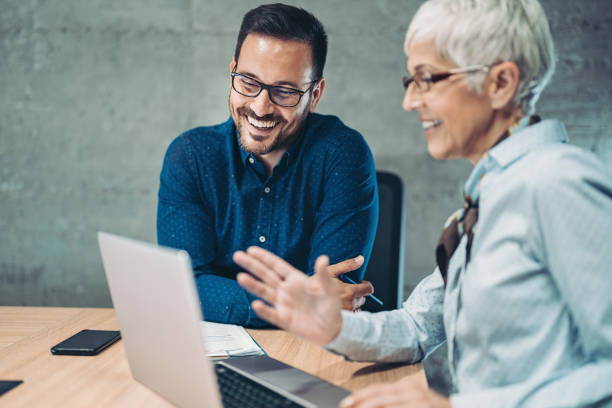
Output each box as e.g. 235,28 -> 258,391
402,64 -> 491,93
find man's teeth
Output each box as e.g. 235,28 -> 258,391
247,116 -> 278,129
422,120 -> 442,130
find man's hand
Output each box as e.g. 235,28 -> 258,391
328,256 -> 374,311
234,247 -> 343,345
340,377 -> 451,408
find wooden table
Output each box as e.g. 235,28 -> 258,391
0,307 -> 425,407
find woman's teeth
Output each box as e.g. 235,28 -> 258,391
422,120 -> 442,130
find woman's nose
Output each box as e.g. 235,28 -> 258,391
402,85 -> 422,112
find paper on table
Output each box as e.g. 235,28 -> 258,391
201,321 -> 264,358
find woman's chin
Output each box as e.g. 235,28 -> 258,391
427,145 -> 450,161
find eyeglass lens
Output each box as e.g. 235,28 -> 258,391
403,65 -> 489,93
232,74 -> 303,107
402,73 -> 431,92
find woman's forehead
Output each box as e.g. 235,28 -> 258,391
406,42 -> 456,72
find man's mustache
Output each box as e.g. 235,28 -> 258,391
236,107 -> 282,123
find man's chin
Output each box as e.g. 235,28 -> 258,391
240,133 -> 277,155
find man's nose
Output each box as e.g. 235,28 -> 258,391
250,89 -> 275,117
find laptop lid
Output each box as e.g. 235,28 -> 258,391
98,232 -> 223,408
98,232 -> 350,408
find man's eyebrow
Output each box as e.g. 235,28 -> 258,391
237,71 -> 301,89
274,80 -> 302,89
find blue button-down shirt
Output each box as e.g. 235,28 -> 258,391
328,119 -> 612,407
157,113 -> 378,327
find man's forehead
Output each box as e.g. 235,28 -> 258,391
238,33 -> 312,61
236,34 -> 314,85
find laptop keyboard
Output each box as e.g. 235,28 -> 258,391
215,364 -> 305,408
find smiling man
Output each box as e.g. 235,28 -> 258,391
156,3 -> 378,327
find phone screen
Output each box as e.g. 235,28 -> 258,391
50,329 -> 121,356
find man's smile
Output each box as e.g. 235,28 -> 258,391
247,115 -> 279,130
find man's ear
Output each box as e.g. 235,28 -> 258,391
309,77 -> 326,112
230,58 -> 236,72
487,61 -> 520,110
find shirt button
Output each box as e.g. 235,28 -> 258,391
258,235 -> 266,243
264,186 -> 271,194
248,157 -> 255,164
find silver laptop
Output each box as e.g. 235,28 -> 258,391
98,232 -> 350,408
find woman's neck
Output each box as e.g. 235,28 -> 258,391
468,109 -> 524,165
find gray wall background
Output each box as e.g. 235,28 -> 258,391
2,0 -> 611,308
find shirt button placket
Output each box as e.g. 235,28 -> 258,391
258,183 -> 273,247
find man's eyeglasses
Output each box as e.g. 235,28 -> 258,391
402,64 -> 491,93
231,72 -> 318,107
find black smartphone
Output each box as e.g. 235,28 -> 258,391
0,380 -> 23,396
50,329 -> 121,356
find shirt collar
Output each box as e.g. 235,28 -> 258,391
236,128 -> 252,165
487,119 -> 568,169
282,115 -> 310,166
464,118 -> 568,201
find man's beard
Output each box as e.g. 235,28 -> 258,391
233,105 -> 308,156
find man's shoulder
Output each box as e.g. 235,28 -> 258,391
307,113 -> 361,140
304,113 -> 370,153
163,118 -> 237,172
174,118 -> 235,147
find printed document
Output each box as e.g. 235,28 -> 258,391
201,321 -> 264,358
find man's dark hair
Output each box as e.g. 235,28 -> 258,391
234,3 -> 328,81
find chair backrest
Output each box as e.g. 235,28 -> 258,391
362,170 -> 406,312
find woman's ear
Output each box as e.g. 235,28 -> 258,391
487,61 -> 520,110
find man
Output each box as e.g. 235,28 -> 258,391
157,4 -> 378,327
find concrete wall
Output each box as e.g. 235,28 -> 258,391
2,0 -> 611,307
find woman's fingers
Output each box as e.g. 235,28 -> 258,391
233,250 -> 283,288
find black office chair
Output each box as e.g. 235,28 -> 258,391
362,170 -> 406,312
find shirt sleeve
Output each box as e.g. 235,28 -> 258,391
453,151 -> 612,408
156,136 -> 268,327
326,270 -> 446,363
450,367 -> 612,408
307,133 -> 378,282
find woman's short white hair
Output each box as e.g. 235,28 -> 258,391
405,0 -> 555,115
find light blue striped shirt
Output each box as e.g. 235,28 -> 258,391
327,119 -> 612,407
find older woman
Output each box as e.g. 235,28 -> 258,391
233,0 -> 612,407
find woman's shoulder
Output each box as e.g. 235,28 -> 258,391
524,143 -> 609,184
512,143 -> 612,207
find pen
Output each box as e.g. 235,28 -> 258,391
339,275 -> 384,306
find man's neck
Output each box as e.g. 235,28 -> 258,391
256,148 -> 288,176
256,122 -> 306,176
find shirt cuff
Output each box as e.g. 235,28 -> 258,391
324,310 -> 367,359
